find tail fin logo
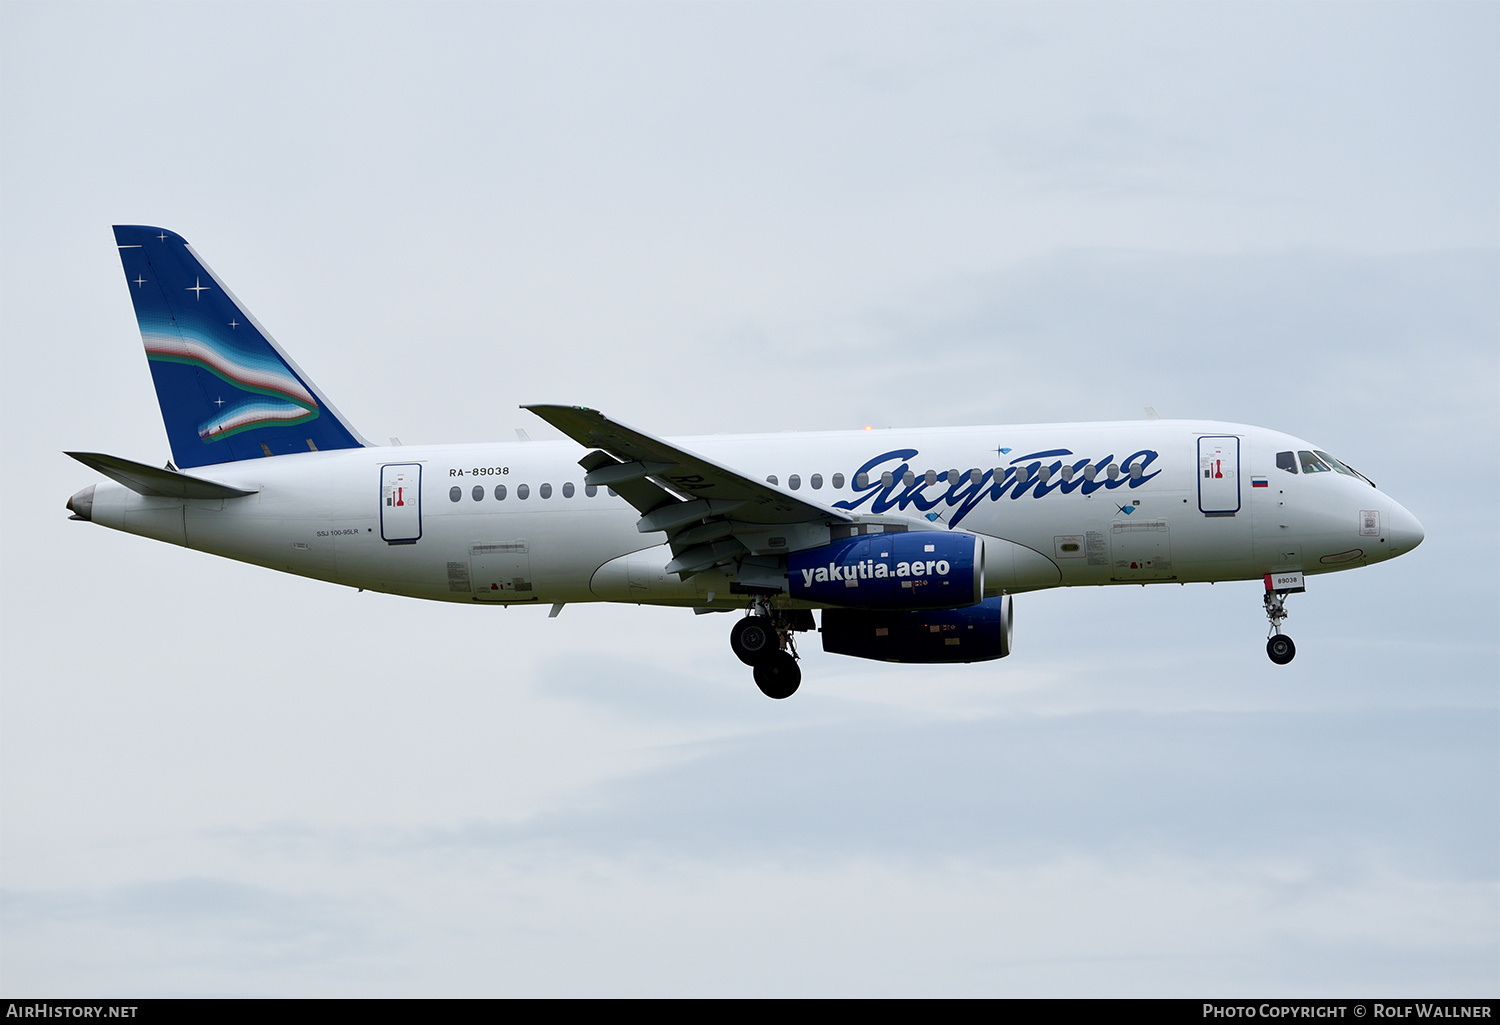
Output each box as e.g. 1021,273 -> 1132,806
142,330 -> 321,442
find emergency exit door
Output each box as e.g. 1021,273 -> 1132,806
1198,436 -> 1240,515
380,463 -> 422,544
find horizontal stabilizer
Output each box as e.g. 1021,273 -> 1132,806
66,452 -> 258,499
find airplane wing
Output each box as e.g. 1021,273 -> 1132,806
523,404 -> 854,582
524,405 -> 854,526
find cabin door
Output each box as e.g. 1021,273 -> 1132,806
380,463 -> 422,544
1198,436 -> 1241,515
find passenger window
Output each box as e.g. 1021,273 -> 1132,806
1276,451 -> 1297,474
540,483 -> 552,499
903,470 -> 915,486
607,487 -> 617,497
832,473 -> 845,489
924,470 -> 937,486
789,474 -> 801,490
449,486 -> 462,503
1083,464 -> 1097,482
1107,464 -> 1119,480
563,482 -> 575,498
1060,465 -> 1074,482
586,484 -> 598,498
517,484 -> 531,500
1129,463 -> 1142,481
1038,466 -> 1053,483
881,471 -> 895,487
969,469 -> 982,483
1299,450 -> 1331,474
494,484 -> 507,500
766,475 -> 778,486
472,485 -> 484,501
855,473 -> 869,488
810,474 -> 823,490
946,468 -> 959,483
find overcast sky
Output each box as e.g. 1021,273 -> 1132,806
2,2 -> 1496,996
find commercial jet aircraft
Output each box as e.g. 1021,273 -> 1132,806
65,226 -> 1425,698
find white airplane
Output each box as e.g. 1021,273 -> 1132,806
67,226 -> 1425,698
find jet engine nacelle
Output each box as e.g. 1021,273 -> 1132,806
821,595 -> 1013,663
788,531 -> 983,610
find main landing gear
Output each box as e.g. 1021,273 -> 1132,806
1263,578 -> 1298,665
731,601 -> 813,699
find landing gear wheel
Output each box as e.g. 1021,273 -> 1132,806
730,616 -> 777,666
1266,635 -> 1296,665
1262,586 -> 1297,665
753,651 -> 801,699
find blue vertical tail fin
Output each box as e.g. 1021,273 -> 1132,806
113,225 -> 367,468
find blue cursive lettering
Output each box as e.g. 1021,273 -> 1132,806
834,447 -> 1162,527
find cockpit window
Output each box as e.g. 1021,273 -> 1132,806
1314,450 -> 1373,486
1298,450 -> 1332,474
1276,451 -> 1297,474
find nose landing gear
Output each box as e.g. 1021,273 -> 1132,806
1262,572 -> 1303,665
731,600 -> 814,699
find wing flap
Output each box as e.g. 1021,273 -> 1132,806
576,449 -> 678,518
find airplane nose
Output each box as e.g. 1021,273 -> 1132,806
1387,500 -> 1424,557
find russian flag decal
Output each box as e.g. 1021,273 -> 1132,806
1252,476 -> 1268,488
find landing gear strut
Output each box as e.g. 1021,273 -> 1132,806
1262,576 -> 1298,665
731,599 -> 813,699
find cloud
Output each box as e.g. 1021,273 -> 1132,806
415,707 -> 1497,878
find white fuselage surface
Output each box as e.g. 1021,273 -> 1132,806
81,419 -> 1422,608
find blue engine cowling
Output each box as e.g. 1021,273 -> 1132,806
821,595 -> 1013,663
787,531 -> 982,610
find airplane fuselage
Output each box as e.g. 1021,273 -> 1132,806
76,418 -> 1421,609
